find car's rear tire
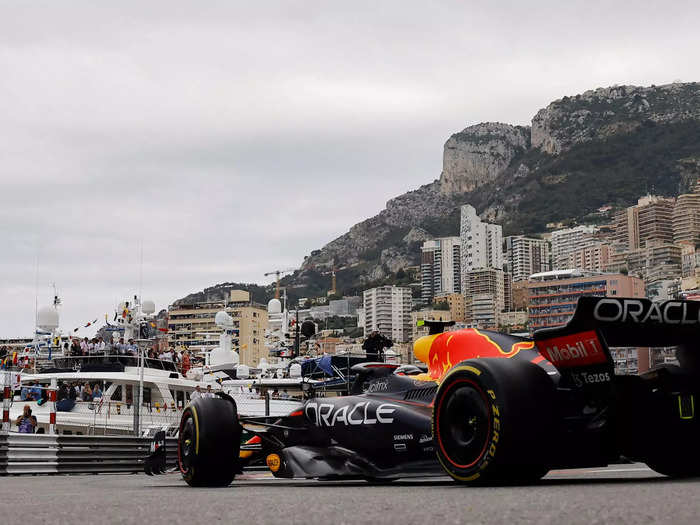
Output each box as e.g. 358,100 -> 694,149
433,358 -> 554,484
178,397 -> 241,487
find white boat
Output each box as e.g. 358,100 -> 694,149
4,295 -> 304,436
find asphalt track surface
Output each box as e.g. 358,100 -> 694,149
1,464 -> 698,524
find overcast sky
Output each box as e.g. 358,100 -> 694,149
2,1 -> 699,337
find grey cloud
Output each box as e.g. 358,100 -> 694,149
2,1 -> 700,335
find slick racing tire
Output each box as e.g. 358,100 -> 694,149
178,397 -> 241,487
433,358 -> 554,484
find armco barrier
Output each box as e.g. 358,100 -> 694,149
0,434 -> 179,475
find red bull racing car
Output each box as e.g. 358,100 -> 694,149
146,296 -> 700,486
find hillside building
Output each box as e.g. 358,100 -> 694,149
504,236 -> 550,282
363,286 -> 412,343
420,237 -> 461,305
459,205 -> 503,288
613,195 -> 675,250
550,225 -> 597,270
673,181 -> 700,245
567,242 -> 611,272
526,270 -> 644,332
463,269 -> 505,329
168,290 -> 268,367
434,293 -> 467,323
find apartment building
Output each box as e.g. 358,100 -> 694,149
526,270 -> 644,331
421,237 -> 461,305
434,292 -> 467,323
168,290 -> 268,367
567,242 -> 611,272
613,195 -> 675,250
463,269 -> 505,328
673,181 -> 700,245
504,236 -> 550,282
459,205 -> 503,283
550,225 -> 597,270
363,286 -> 413,343
625,241 -> 682,284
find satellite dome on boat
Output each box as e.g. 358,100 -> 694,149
267,298 -> 282,314
215,311 -> 234,328
37,306 -> 59,330
237,364 -> 250,379
289,363 -> 302,378
141,300 -> 155,315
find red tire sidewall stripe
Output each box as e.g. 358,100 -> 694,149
436,377 -> 492,470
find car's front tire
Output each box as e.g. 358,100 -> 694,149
433,358 -> 554,484
178,397 -> 241,487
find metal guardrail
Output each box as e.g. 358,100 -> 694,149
0,434 -> 178,475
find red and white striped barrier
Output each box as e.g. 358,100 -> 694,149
49,378 -> 57,435
2,383 -> 10,433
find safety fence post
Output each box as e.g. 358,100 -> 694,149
265,391 -> 270,417
2,370 -> 11,433
49,377 -> 57,435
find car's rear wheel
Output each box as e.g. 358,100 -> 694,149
178,397 -> 241,487
433,358 -> 554,484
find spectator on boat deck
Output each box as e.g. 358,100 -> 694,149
16,405 -> 37,433
20,384 -> 33,401
92,384 -> 103,399
116,337 -> 127,355
205,385 -> 216,398
70,339 -> 80,356
30,381 -> 42,401
70,382 -> 80,401
181,351 -> 191,376
127,339 -> 138,356
62,342 -> 70,356
80,337 -> 89,356
82,383 -> 93,401
57,382 -> 69,401
190,385 -> 203,402
160,348 -> 173,361
96,337 -> 106,355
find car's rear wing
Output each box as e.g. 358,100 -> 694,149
534,296 -> 700,350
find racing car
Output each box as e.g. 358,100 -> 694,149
146,296 -> 700,486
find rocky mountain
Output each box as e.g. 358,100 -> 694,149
290,82 -> 700,297
176,82 -> 700,305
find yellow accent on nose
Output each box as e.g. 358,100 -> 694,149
413,334 -> 439,364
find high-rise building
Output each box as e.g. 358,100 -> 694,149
567,242 -> 611,272
459,205 -> 503,293
435,293 -> 467,323
550,225 -> 597,270
613,195 -> 675,250
673,181 -> 700,245
363,286 -> 412,343
504,236 -> 550,282
526,270 -> 645,332
168,290 -> 268,367
625,240 -> 682,284
463,269 -> 505,328
420,237 -> 461,305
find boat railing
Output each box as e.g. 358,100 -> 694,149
36,354 -> 180,374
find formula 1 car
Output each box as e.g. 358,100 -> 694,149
146,296 -> 700,486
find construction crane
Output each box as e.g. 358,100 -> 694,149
264,268 -> 296,299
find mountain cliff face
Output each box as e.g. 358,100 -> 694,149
290,82 -> 700,297
531,83 -> 700,154
440,122 -> 530,194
